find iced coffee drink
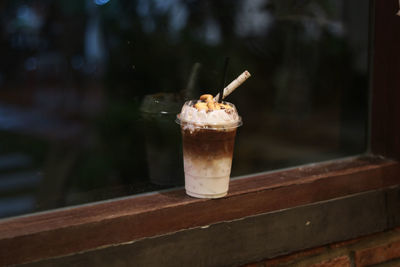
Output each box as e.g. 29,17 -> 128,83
176,94 -> 242,198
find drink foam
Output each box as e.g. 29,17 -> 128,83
177,100 -> 241,131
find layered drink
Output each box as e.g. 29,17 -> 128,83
176,94 -> 242,198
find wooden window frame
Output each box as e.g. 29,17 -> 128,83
1,0 -> 399,265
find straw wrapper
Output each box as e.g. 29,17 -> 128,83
214,70 -> 251,101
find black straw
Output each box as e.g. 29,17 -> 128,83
219,57 -> 230,103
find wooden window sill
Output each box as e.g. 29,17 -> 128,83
1,154 -> 399,265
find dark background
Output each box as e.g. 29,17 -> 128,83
0,0 -> 369,218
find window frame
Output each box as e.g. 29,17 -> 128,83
1,0 -> 400,265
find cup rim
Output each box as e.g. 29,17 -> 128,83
175,114 -> 242,130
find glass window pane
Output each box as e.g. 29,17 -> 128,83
0,0 -> 369,218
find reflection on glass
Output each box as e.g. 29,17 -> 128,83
0,0 -> 369,218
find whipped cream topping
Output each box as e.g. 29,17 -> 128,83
177,100 -> 241,130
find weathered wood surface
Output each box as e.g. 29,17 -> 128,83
0,156 -> 399,266
24,186 -> 400,267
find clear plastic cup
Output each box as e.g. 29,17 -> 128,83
140,93 -> 184,186
176,101 -> 242,198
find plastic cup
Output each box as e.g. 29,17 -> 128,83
140,93 -> 184,186
176,101 -> 242,198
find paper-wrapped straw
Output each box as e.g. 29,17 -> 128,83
214,70 -> 251,101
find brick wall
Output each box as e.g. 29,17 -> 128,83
244,227 -> 400,267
